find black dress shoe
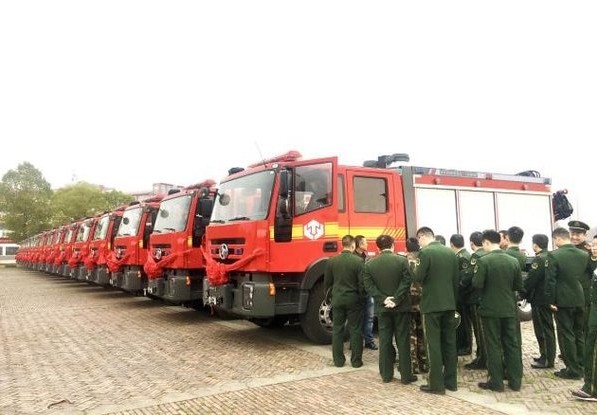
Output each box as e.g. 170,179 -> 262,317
554,369 -> 581,380
420,385 -> 445,395
478,382 -> 504,392
445,385 -> 457,392
401,374 -> 418,385
365,342 -> 378,350
531,361 -> 553,369
352,360 -> 363,368
464,361 -> 486,370
533,356 -> 545,362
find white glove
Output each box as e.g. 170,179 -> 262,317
384,296 -> 396,308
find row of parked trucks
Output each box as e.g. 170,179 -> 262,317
16,151 -> 570,343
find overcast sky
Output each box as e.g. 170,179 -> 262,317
1,2 -> 596,225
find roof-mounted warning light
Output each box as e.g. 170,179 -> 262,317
248,150 -> 302,168
228,167 -> 245,176
185,179 -> 216,191
141,194 -> 165,204
363,153 -> 410,168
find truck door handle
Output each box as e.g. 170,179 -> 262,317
323,241 -> 337,252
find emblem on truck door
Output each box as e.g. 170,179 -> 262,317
219,243 -> 229,260
304,220 -> 324,240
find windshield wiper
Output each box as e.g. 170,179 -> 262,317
228,216 -> 251,222
162,227 -> 177,232
210,220 -> 225,224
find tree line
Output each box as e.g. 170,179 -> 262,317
0,162 -> 133,242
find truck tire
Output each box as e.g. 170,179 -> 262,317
300,281 -> 333,344
517,299 -> 532,322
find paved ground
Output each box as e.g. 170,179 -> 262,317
0,267 -> 595,415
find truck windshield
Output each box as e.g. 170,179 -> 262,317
93,215 -> 110,240
52,230 -> 62,244
212,170 -> 275,222
65,228 -> 74,243
76,222 -> 92,242
154,194 -> 192,233
117,206 -> 142,237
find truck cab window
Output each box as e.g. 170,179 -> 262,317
293,163 -> 332,215
353,176 -> 387,213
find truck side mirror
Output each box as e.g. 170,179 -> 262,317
279,170 -> 290,199
198,186 -> 210,199
197,199 -> 214,225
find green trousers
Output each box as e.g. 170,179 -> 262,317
469,304 -> 486,365
378,311 -> 411,382
332,302 -> 363,367
422,311 -> 457,391
582,325 -> 597,396
531,304 -> 556,365
482,316 -> 522,390
457,302 -> 472,353
556,307 -> 585,376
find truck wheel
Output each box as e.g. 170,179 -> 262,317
517,299 -> 532,322
300,281 -> 333,344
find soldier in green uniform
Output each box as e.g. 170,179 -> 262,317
462,231 -> 488,370
499,230 -> 509,250
504,226 -> 526,350
414,227 -> 459,395
324,234 -> 365,368
569,220 -> 592,337
355,235 -> 377,350
572,236 -> 597,400
406,237 -> 428,374
545,227 -> 589,380
451,234 -> 472,356
505,226 -> 527,269
362,234 -> 416,384
473,229 -> 523,392
524,234 -> 555,369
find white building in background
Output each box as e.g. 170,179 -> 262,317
0,227 -> 10,239
0,212 -> 12,240
130,183 -> 183,201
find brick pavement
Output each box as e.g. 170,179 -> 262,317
1,267 -> 596,415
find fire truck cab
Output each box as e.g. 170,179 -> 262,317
144,181 -> 215,304
204,151 -> 558,344
109,195 -> 163,293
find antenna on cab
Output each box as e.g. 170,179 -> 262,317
255,141 -> 266,167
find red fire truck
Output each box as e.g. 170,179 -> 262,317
108,195 -> 163,294
85,206 -> 126,286
58,221 -> 81,278
203,151 -> 562,344
144,181 -> 215,304
70,217 -> 99,281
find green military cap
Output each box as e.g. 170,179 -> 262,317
568,220 -> 590,233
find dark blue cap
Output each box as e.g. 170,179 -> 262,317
568,220 -> 590,232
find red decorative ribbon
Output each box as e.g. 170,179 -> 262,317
200,247 -> 264,286
106,251 -> 130,273
143,249 -> 192,279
